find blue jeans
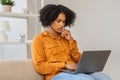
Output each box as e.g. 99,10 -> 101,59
51,72 -> 111,80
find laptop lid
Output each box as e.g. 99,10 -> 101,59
61,50 -> 111,74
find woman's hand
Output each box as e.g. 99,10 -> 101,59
65,63 -> 77,70
61,29 -> 73,41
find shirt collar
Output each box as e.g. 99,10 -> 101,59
43,30 -> 61,40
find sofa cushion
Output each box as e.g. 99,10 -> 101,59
0,59 -> 44,80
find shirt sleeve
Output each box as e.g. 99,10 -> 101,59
69,40 -> 81,63
31,36 -> 65,75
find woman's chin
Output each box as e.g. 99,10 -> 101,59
56,30 -> 62,33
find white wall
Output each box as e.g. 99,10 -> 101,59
59,0 -> 120,80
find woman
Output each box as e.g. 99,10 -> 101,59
32,4 -> 111,80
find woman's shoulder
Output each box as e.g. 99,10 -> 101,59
33,30 -> 48,41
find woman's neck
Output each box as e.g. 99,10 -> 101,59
47,28 -> 60,38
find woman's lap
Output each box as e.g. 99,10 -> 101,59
51,72 -> 111,80
51,72 -> 94,80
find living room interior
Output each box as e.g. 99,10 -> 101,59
0,0 -> 120,80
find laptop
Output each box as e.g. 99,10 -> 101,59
61,50 -> 111,74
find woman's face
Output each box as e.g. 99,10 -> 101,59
50,13 -> 66,34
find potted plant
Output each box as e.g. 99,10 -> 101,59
0,0 -> 15,12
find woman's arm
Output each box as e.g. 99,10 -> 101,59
32,36 -> 65,75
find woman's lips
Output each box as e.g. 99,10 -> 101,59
57,28 -> 64,32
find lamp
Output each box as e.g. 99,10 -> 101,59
0,21 -> 10,42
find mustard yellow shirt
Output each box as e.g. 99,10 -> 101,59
32,31 -> 81,80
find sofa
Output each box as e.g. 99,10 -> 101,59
0,59 -> 44,80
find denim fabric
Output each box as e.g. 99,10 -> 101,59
51,72 -> 111,80
51,72 -> 94,80
90,72 -> 112,80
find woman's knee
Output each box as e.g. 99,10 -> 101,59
90,72 -> 111,80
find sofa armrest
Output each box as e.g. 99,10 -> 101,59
0,59 -> 44,80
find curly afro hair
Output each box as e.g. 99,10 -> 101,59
39,4 -> 76,28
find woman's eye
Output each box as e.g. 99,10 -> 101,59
56,20 -> 61,23
56,19 -> 65,24
62,21 -> 65,23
